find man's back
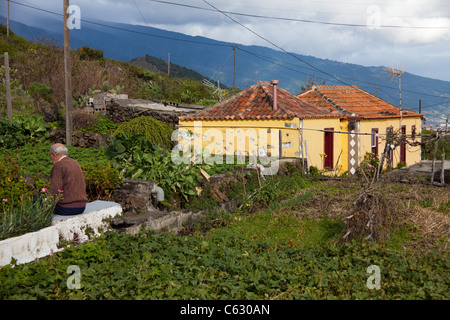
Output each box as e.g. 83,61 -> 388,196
50,156 -> 87,207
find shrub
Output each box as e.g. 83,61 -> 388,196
113,116 -> 173,149
0,114 -> 49,149
0,190 -> 60,241
357,152 -> 379,180
72,110 -> 98,131
83,163 -> 122,201
106,133 -> 199,203
87,115 -> 116,135
0,156 -> 33,207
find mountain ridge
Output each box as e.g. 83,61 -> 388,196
1,14 -> 448,125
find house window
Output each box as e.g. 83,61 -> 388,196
371,128 -> 379,155
411,125 -> 416,140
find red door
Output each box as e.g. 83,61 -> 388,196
400,125 -> 406,164
324,128 -> 334,169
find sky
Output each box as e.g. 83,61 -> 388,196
3,0 -> 450,82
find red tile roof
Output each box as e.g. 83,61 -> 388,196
297,85 -> 422,119
179,81 -> 337,121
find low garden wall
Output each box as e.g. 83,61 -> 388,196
0,200 -> 122,267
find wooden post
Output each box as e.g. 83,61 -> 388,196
299,118 -> 305,171
431,135 -> 439,184
304,140 -> 310,173
64,0 -> 73,145
4,52 -> 12,119
440,148 -> 445,185
376,140 -> 389,181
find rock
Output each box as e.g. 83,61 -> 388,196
111,179 -> 160,215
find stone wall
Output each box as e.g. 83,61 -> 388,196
50,130 -> 110,148
105,101 -> 189,127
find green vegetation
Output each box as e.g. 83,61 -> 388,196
0,141 -> 109,177
0,225 -> 448,299
421,129 -> 450,160
0,27 -> 227,115
0,114 -> 50,149
112,116 -> 173,149
0,151 -> 449,299
0,191 -> 59,241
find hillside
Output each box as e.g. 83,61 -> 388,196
0,26 -> 221,111
130,55 -> 206,83
1,15 -> 449,125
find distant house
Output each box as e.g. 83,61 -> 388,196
297,85 -> 422,174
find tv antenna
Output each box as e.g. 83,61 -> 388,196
388,65 -> 404,128
203,79 -> 225,100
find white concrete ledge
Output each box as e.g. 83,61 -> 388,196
0,200 -> 122,267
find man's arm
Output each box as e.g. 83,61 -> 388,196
49,164 -> 63,197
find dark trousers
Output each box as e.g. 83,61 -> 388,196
54,204 -> 85,216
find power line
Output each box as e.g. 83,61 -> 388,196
146,0 -> 450,30
201,0 -> 353,87
8,0 -> 234,48
8,0 -> 450,107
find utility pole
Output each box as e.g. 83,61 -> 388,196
63,0 -> 73,145
168,52 -> 170,76
4,52 -> 12,119
233,44 -> 236,90
7,0 -> 10,38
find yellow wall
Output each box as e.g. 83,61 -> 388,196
358,117 -> 422,168
177,119 -> 300,159
178,117 -> 345,171
178,116 -> 422,172
302,118 -> 343,171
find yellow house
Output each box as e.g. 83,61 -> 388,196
177,80 -> 343,173
177,82 -> 422,175
297,85 -> 422,174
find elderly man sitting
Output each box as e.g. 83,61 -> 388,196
49,143 -> 88,215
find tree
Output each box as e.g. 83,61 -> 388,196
27,82 -> 53,111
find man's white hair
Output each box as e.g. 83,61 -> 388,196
50,144 -> 68,155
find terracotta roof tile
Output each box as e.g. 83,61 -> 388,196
297,85 -> 422,119
179,81 -> 336,121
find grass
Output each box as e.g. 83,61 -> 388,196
207,211 -> 344,250
0,141 -> 109,176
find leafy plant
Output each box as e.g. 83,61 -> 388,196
0,156 -> 33,207
106,133 -> 200,202
113,116 -> 173,149
0,114 -> 49,149
83,163 -> 122,201
357,152 -> 379,179
0,189 -> 60,241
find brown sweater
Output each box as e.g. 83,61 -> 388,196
50,157 -> 88,208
